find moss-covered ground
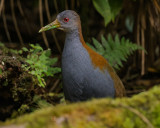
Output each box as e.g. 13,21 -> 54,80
0,85 -> 160,128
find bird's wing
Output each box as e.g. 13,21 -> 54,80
104,61 -> 126,97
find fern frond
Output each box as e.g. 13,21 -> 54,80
87,34 -> 146,70
92,37 -> 105,54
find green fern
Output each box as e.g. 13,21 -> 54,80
87,34 -> 146,70
21,44 -> 61,87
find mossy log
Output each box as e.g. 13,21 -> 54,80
0,85 -> 160,128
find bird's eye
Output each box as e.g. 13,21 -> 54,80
64,17 -> 69,22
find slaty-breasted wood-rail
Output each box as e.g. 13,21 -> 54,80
39,10 -> 125,102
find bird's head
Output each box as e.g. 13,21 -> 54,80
39,10 -> 81,33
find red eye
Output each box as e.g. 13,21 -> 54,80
64,17 -> 69,22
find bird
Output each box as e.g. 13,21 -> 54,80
39,10 -> 125,102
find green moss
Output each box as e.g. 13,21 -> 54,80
152,105 -> 160,127
123,118 -> 134,128
1,85 -> 160,128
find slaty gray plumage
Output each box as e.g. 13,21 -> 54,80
39,10 -> 126,102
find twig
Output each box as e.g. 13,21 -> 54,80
119,104 -> 154,128
17,0 -> 31,35
141,29 -> 145,75
126,90 -> 145,94
137,0 -> 146,75
141,17 -> 145,75
39,0 -> 49,48
77,0 -> 80,7
45,0 -> 61,53
71,0 -> 75,10
153,0 -> 160,12
10,0 -> 24,45
0,0 -> 4,16
53,0 -> 59,13
17,0 -> 24,16
50,79 -> 60,92
65,0 -> 68,10
2,5 -> 12,42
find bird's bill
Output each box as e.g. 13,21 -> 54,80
39,19 -> 60,33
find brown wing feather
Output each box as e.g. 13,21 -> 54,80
104,61 -> 126,97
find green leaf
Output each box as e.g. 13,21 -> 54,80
18,50 -> 23,54
92,0 -> 112,26
115,34 -> 120,44
92,38 -> 105,55
49,58 -> 58,65
37,75 -> 46,87
0,42 -> 5,47
29,44 -> 43,52
86,43 -> 97,52
0,68 -> 2,75
125,15 -> 134,32
22,47 -> 29,52
45,49 -> 51,57
108,0 -> 123,21
92,0 -> 123,26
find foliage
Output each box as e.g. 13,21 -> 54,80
92,0 -> 123,26
0,42 -> 5,47
20,44 -> 61,87
0,43 -> 62,120
87,34 -> 145,70
125,15 -> 134,33
0,68 -> 2,75
11,95 -> 53,118
32,95 -> 52,109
